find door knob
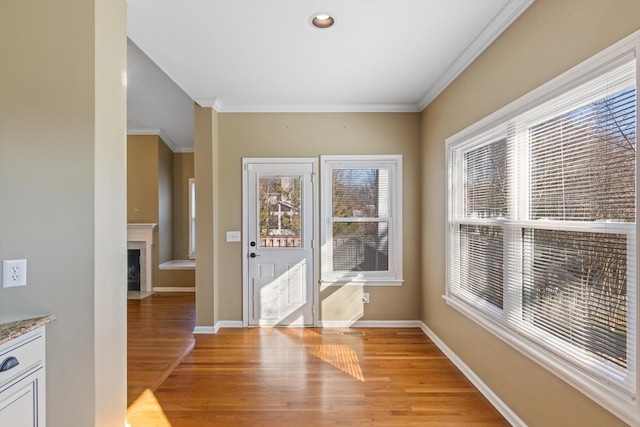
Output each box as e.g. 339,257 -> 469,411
250,252 -> 260,258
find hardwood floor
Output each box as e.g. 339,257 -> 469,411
127,292 -> 196,406
127,294 -> 509,427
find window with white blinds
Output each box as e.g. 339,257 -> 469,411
321,155 -> 402,285
447,33 -> 639,423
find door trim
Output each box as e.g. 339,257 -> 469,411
242,157 -> 319,327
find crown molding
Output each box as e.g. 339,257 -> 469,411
194,97 -> 223,111
213,102 -> 421,113
194,95 -> 423,113
127,128 -> 185,152
173,147 -> 194,153
416,0 -> 535,111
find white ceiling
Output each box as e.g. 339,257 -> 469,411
127,0 -> 533,151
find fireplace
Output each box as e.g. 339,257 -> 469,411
127,223 -> 156,293
128,249 -> 141,291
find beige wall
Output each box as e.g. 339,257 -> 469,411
173,152 -> 195,259
420,0 -> 640,426
127,135 -> 195,288
158,139 -> 174,264
128,135 -> 159,222
94,0 -> 128,423
194,105 -> 219,326
0,1 -> 127,426
203,112 -> 422,322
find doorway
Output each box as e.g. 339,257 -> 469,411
242,158 -> 318,326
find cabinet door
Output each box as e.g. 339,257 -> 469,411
0,370 -> 42,427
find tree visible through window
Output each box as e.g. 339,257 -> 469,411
321,155 -> 402,285
447,48 -> 638,415
332,168 -> 389,272
258,176 -> 301,247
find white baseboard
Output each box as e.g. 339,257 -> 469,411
216,320 -> 243,329
193,321 -> 243,335
193,326 -> 217,334
152,286 -> 195,292
419,322 -> 527,427
320,320 -> 422,328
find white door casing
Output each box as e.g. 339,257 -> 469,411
242,158 -> 318,326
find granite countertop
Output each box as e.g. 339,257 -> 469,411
0,315 -> 55,346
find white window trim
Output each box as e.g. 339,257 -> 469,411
321,154 -> 403,286
188,178 -> 196,259
445,30 -> 640,426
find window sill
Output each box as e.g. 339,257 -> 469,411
443,294 -> 640,426
321,279 -> 403,287
159,260 -> 195,270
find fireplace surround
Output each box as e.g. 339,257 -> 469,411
127,223 -> 156,293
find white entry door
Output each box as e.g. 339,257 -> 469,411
244,159 -> 316,326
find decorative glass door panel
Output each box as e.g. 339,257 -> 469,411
259,176 -> 302,248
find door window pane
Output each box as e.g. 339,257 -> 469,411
259,176 -> 301,247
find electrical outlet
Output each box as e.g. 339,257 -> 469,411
3,259 -> 27,288
226,231 -> 241,242
362,293 -> 370,304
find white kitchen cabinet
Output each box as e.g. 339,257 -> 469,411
0,326 -> 47,427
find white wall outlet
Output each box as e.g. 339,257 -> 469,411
226,231 -> 241,242
362,293 -> 370,304
3,259 -> 27,288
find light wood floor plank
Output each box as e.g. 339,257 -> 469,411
127,293 -> 195,406
127,294 -> 508,426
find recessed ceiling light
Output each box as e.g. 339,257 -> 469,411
310,12 -> 335,29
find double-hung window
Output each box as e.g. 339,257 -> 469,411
321,155 -> 402,285
188,178 -> 196,259
447,33 -> 639,423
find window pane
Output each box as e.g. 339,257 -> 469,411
333,222 -> 388,271
523,229 -> 628,368
459,225 -> 503,309
189,179 -> 196,257
332,168 -> 389,218
259,176 -> 301,247
464,139 -> 507,219
530,87 -> 636,222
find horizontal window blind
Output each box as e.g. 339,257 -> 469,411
332,222 -> 389,272
321,156 -> 402,284
464,139 -> 508,219
331,167 -> 391,273
529,86 -> 636,222
518,59 -> 637,390
332,169 -> 389,218
448,52 -> 637,399
520,229 -> 630,372
458,225 -> 504,309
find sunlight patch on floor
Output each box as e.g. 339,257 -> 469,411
126,388 -> 173,427
280,326 -> 323,340
308,344 -> 365,382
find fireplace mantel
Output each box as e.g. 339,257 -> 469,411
127,223 -> 156,293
